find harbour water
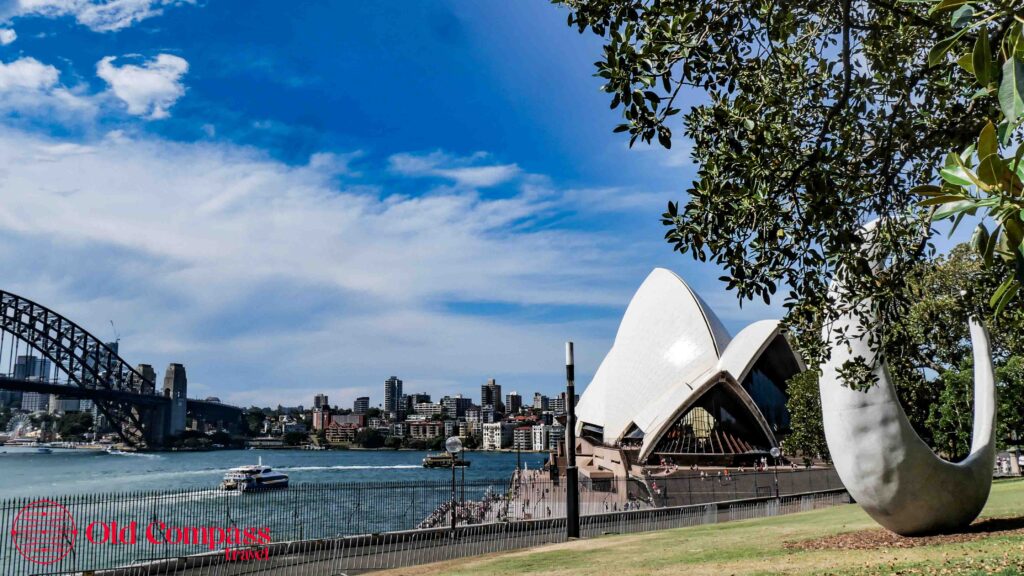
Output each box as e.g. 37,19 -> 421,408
0,447 -> 539,498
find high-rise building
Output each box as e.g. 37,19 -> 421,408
14,355 -> 51,381
480,378 -> 503,413
48,395 -> 80,414
383,376 -> 403,418
403,393 -> 430,414
505,392 -> 522,415
353,396 -> 370,414
532,393 -> 549,411
442,395 -> 472,417
314,393 -> 330,409
20,392 -> 48,412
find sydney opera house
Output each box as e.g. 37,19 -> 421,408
572,268 -> 805,478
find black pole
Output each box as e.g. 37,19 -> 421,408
451,458 -> 457,533
565,341 -> 579,538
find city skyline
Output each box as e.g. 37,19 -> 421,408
0,1 -> 789,408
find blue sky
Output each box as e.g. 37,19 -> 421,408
0,0 -> 783,408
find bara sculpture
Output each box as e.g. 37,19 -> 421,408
819,223 -> 996,535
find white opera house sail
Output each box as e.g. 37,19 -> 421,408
574,268 -> 805,467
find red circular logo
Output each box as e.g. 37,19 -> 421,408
11,500 -> 77,565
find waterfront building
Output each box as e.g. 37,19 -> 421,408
325,421 -> 359,444
353,396 -> 370,414
505,392 -> 522,415
574,268 -> 804,470
390,422 -> 407,439
532,393 -> 549,411
480,378 -> 503,413
408,420 -> 444,440
481,406 -> 497,423
442,394 -> 472,417
314,393 -> 329,409
513,426 -> 533,450
482,422 -> 514,450
0,390 -> 21,409
332,413 -> 366,427
384,376 -> 403,418
404,393 -> 431,414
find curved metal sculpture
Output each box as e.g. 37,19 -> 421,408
820,228 -> 996,535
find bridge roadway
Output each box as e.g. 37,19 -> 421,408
0,376 -> 245,438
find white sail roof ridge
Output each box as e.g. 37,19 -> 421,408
573,268 -> 734,444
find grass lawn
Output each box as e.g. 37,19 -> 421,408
373,479 -> 1024,575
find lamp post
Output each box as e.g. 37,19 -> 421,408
446,436 -> 463,534
565,341 -> 580,539
770,446 -> 781,498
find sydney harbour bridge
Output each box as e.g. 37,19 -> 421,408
0,290 -> 244,448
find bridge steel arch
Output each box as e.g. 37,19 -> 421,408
0,290 -> 158,447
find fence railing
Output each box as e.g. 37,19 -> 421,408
0,468 -> 847,576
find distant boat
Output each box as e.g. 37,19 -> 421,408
422,453 -> 469,468
220,457 -> 289,492
35,447 -> 52,454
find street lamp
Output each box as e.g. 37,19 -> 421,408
770,446 -> 781,498
446,436 -> 463,533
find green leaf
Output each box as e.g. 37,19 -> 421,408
918,195 -> 968,206
971,222 -> 990,253
957,53 -> 975,75
929,0 -> 972,14
992,279 -> 1019,316
939,164 -> 976,187
910,184 -> 945,197
999,57 -> 1024,125
978,121 -> 998,159
929,34 -> 961,67
932,199 -> 976,220
977,153 -> 1005,186
951,5 -> 974,28
973,28 -> 991,86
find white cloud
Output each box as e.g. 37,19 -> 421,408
389,150 -> 521,188
0,128 -> 648,407
0,56 -> 94,115
96,53 -> 188,119
0,55 -> 56,90
0,28 -> 15,44
5,0 -> 194,32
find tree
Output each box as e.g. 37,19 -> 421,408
56,412 -> 93,441
781,371 -> 829,465
355,428 -> 384,449
384,436 -> 403,449
366,407 -> 382,418
783,244 -> 1024,457
554,0 -> 1015,371
283,431 -> 307,446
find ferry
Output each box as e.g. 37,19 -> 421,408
422,453 -> 470,468
220,458 -> 289,492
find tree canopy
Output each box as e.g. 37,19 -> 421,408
554,0 -> 1024,369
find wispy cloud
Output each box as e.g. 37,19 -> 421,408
0,128 -> 645,406
389,150 -> 521,188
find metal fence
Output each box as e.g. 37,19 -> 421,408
0,468 -> 847,576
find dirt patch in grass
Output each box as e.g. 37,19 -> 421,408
786,516 -> 1024,551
